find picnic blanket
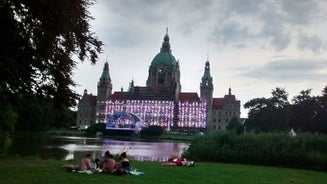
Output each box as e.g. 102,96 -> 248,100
77,170 -> 93,174
74,169 -> 144,175
129,171 -> 145,175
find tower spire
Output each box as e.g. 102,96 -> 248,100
97,57 -> 112,123
202,60 -> 212,83
161,28 -> 171,52
100,60 -> 110,80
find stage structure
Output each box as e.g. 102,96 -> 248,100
106,111 -> 147,134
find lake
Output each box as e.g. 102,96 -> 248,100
7,134 -> 189,162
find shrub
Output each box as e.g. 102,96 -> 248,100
85,123 -> 106,135
140,126 -> 163,137
183,132 -> 327,171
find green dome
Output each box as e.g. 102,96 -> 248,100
151,51 -> 177,69
150,31 -> 177,69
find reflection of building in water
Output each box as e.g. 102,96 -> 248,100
58,138 -> 188,162
77,30 -> 241,132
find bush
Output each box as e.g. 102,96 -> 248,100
183,132 -> 327,171
140,126 -> 163,137
85,123 -> 106,135
0,130 -> 11,158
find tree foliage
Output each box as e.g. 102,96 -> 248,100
0,0 -> 102,129
244,87 -> 290,132
0,0 -> 103,109
245,86 -> 327,134
290,89 -> 319,132
227,116 -> 243,134
0,0 -> 102,154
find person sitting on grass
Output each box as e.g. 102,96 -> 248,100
100,150 -> 110,169
92,158 -> 101,172
119,152 -> 131,173
103,154 -> 117,174
103,152 -> 130,175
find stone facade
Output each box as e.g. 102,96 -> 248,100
76,89 -> 97,129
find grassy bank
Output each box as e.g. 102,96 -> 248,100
0,157 -> 326,184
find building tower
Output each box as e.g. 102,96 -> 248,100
200,60 -> 214,131
146,28 -> 181,100
96,61 -> 112,123
76,89 -> 97,129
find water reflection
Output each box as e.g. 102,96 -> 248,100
8,134 -> 189,162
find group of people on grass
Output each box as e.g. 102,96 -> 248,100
102,151 -> 131,175
63,151 -> 131,175
63,150 -> 194,175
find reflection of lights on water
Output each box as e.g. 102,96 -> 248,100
58,139 -> 189,161
59,144 -> 101,151
64,150 -> 74,160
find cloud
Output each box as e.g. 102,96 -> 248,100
297,33 -> 325,52
208,0 -> 325,52
279,0 -> 318,25
240,58 -> 327,82
91,0 -> 327,52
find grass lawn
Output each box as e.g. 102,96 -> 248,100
0,158 -> 326,184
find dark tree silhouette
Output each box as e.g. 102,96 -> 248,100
244,87 -> 290,132
290,89 -> 319,132
0,0 -> 103,109
0,0 -> 103,153
315,87 -> 327,133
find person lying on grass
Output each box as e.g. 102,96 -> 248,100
63,153 -> 97,172
162,157 -> 195,167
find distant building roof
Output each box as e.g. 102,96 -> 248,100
213,94 -> 240,109
213,98 -> 224,108
179,92 -> 201,102
109,86 -> 176,101
109,92 -> 125,101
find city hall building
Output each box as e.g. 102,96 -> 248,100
76,31 -> 240,132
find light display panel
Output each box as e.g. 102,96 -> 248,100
105,99 -> 206,131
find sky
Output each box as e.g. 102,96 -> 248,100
73,0 -> 327,118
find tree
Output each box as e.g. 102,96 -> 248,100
226,116 -> 243,134
315,86 -> 327,133
0,0 -> 102,154
290,89 -> 319,132
244,87 -> 290,132
0,0 -> 103,109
